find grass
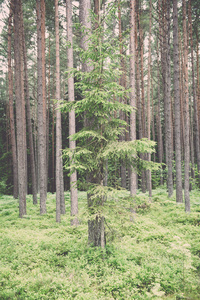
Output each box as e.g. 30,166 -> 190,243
0,187 -> 200,299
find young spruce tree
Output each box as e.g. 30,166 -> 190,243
63,8 -> 157,247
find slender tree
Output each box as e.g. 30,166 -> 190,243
182,0 -> 190,212
188,0 -> 200,184
13,0 -> 26,217
173,0 -> 183,203
21,4 -> 37,204
66,0 -> 78,226
130,0 -> 137,196
146,0 -> 152,197
36,0 -> 47,214
8,0 -> 18,199
55,0 -> 65,222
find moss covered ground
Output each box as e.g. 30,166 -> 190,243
0,188 -> 200,299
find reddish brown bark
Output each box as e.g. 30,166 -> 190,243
8,0 -> 18,199
66,0 -> 78,225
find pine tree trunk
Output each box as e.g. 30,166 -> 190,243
55,0 -> 64,222
66,0 -> 78,226
52,73 -> 55,193
138,12 -> 146,192
135,10 -> 144,190
37,0 -> 47,214
156,39 -> 163,185
146,0 -> 152,198
8,0 -> 18,199
182,0 -> 190,212
21,6 -> 37,204
130,0 -> 137,197
13,0 -> 26,217
188,0 -> 200,185
173,0 -> 183,203
163,0 -> 173,197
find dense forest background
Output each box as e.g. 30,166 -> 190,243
0,1 -> 200,298
0,0 -> 200,222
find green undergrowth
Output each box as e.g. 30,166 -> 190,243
0,188 -> 200,299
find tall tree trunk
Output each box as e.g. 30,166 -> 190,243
135,8 -> 144,190
13,0 -> 26,217
146,0 -> 152,198
196,32 -> 200,145
156,38 -> 163,185
37,0 -> 47,214
130,0 -> 137,197
138,10 -> 146,192
66,0 -> 78,226
173,0 -> 183,203
118,0 -> 126,189
163,0 -> 173,197
179,32 -> 185,154
21,4 -> 37,204
182,0 -> 190,212
151,76 -> 156,163
55,0 -> 65,222
8,0 -> 18,199
188,0 -> 200,185
47,35 -> 51,193
52,71 -> 55,193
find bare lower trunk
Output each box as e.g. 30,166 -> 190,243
8,1 -> 18,199
66,0 -> 78,225
173,0 -> 183,203
146,0 -> 152,198
182,0 -> 190,212
21,7 -> 37,204
37,0 -> 47,214
14,0 -> 26,217
188,0 -> 200,185
129,0 -> 137,197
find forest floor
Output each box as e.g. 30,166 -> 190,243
0,187 -> 200,299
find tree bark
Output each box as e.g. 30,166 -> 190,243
8,0 -> 18,199
182,0 -> 190,212
188,0 -> 200,185
173,0 -> 183,203
37,0 -> 47,214
13,0 -> 26,217
118,0 -> 126,189
130,0 -> 137,197
138,9 -> 146,192
55,0 -> 65,222
163,0 -> 173,197
66,0 -> 78,226
146,0 -> 152,198
21,4 -> 37,204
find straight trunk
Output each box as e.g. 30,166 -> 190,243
66,0 -> 78,226
130,0 -> 137,196
8,0 -> 18,199
156,39 -> 163,184
188,0 -> 200,184
163,0 -> 173,197
173,0 -> 183,203
182,0 -> 190,212
37,0 -> 47,214
55,0 -> 65,222
13,0 -> 26,217
146,0 -> 152,198
138,11 -> 146,192
118,0 -> 126,189
21,5 -> 37,204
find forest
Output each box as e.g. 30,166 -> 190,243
0,0 -> 200,299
